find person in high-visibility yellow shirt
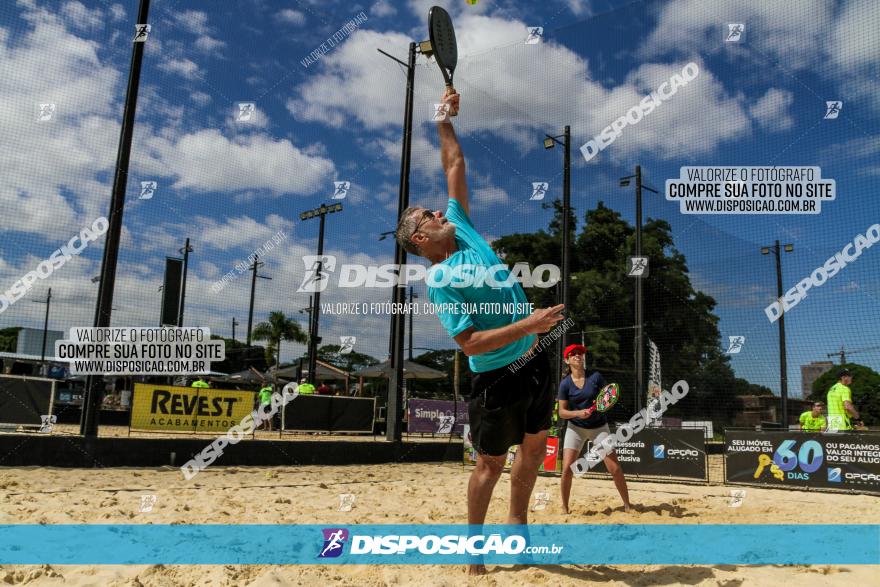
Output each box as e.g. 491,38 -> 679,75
258,384 -> 274,430
297,378 -> 316,395
799,402 -> 826,432
191,377 -> 210,389
827,368 -> 860,431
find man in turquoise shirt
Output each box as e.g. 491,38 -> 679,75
395,90 -> 565,574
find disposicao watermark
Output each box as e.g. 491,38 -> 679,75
571,380 -> 690,475
181,383 -> 299,480
764,223 -> 879,323
580,62 -> 699,162
0,216 -> 108,315
508,317 -> 575,373
212,229 -> 287,294
297,257 -> 560,292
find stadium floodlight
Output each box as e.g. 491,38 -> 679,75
299,203 -> 344,389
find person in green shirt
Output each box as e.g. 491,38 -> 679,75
826,369 -> 860,431
799,402 -> 826,432
191,377 -> 210,389
258,384 -> 274,431
297,378 -> 316,395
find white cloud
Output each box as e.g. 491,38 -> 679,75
472,185 -> 510,207
290,16 -> 752,163
138,129 -> 336,196
190,91 -> 211,106
157,57 -> 202,80
196,213 -> 291,252
170,9 -> 211,36
168,9 -> 225,53
0,3 -> 121,237
110,4 -> 125,22
565,0 -> 593,16
829,0 -> 880,111
277,9 -> 306,26
194,35 -> 225,53
61,1 -> 103,30
641,0 -> 832,70
371,0 -> 396,18
749,88 -> 794,132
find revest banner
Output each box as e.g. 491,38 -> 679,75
725,430 -> 880,493
131,383 -> 255,432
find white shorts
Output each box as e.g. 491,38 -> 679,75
563,422 -> 611,453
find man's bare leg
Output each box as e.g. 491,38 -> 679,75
508,430 -> 548,525
467,452 -> 506,575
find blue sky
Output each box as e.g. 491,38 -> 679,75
0,0 -> 878,396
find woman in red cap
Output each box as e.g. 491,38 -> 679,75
557,343 -> 632,514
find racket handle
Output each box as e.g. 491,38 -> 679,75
446,84 -> 458,116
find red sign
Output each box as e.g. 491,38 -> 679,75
542,436 -> 559,472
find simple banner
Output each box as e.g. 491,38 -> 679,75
130,383 -> 254,432
407,399 -> 469,433
725,430 -> 880,493
581,426 -> 707,480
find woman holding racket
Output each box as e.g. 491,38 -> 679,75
558,343 -> 632,513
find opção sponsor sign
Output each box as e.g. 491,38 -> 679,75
725,430 -> 880,493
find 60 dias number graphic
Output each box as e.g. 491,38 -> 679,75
774,440 -> 824,480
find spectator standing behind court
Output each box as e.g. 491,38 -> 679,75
799,402 -> 826,432
258,383 -> 274,431
317,382 -> 331,396
297,378 -> 315,395
826,368 -> 861,431
191,376 -> 210,389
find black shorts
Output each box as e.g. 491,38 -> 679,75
468,350 -> 553,457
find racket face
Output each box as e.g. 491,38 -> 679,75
429,6 -> 458,76
595,383 -> 620,412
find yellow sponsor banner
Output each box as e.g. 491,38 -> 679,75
131,383 -> 255,432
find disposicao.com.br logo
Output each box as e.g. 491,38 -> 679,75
318,529 -> 563,558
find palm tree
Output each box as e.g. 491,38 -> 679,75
251,311 -> 308,369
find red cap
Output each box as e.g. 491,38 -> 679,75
564,344 -> 587,358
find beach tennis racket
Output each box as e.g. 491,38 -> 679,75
428,5 -> 458,116
584,383 -> 620,417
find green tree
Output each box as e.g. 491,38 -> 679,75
809,363 -> 880,426
251,312 -> 308,369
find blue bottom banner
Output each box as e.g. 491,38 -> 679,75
1,524 -> 877,565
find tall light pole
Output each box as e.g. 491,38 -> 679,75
231,317 -> 238,341
177,238 -> 193,326
81,0 -> 151,437
544,126 -> 571,392
300,203 -> 343,385
620,166 -> 659,414
246,254 -> 272,347
408,286 -> 419,360
31,288 -> 52,365
762,240 -> 793,426
377,41 -> 417,442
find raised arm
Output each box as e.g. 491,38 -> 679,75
438,90 -> 468,215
